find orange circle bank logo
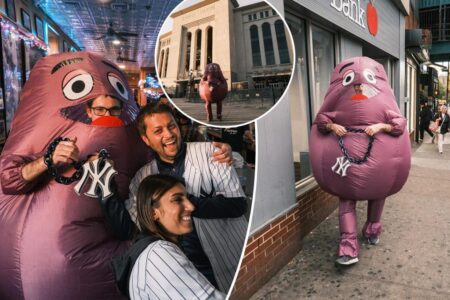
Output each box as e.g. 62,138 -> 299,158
367,0 -> 378,36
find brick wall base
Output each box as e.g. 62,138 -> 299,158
230,186 -> 338,300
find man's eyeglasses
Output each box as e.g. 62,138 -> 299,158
90,106 -> 122,116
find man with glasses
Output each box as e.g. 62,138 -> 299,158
21,95 -> 125,181
86,95 -> 124,126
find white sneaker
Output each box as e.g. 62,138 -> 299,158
367,236 -> 380,245
335,255 -> 359,266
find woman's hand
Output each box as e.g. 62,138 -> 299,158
327,123 -> 347,136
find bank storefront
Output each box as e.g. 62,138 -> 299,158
229,1 -> 409,299
286,0 -> 408,184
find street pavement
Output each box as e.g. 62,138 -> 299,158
250,133 -> 450,300
169,98 -> 276,126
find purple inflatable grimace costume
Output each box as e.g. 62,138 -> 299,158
199,63 -> 228,122
0,52 -> 150,299
310,57 -> 411,259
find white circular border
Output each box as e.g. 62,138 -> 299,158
154,0 -> 297,129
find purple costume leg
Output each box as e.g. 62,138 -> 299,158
205,101 -> 213,121
338,199 -> 359,257
362,198 -> 385,238
217,100 -> 222,120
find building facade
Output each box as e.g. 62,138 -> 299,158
157,0 -> 293,96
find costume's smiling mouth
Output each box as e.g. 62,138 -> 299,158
60,99 -> 138,127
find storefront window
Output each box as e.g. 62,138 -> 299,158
287,17 -> 335,183
262,22 -> 275,65
250,25 -> 262,66
274,20 -> 290,64
311,25 -> 335,116
288,18 -> 310,183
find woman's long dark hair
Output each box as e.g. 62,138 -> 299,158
136,174 -> 185,241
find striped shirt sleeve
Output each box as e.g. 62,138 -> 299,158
125,163 -> 155,228
205,143 -> 245,198
129,240 -> 225,300
186,143 -> 248,292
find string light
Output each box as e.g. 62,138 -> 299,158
0,17 -> 49,52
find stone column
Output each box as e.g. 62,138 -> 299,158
201,25 -> 209,73
178,31 -> 186,78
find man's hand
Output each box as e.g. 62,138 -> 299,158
327,123 -> 347,136
21,137 -> 79,182
52,137 -> 80,166
211,142 -> 233,165
365,123 -> 392,136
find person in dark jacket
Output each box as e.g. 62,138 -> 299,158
419,102 -> 433,142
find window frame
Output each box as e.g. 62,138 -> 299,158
285,8 -> 339,191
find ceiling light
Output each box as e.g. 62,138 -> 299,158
112,39 -> 121,45
119,64 -> 126,69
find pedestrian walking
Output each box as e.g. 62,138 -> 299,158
434,105 -> 450,154
419,102 -> 433,142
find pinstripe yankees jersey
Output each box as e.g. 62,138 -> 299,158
129,240 -> 225,300
126,142 -> 248,292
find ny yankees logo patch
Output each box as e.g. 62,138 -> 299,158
332,156 -> 351,177
74,158 -> 117,199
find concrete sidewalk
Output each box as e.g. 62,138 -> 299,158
251,134 -> 450,299
170,98 -> 276,126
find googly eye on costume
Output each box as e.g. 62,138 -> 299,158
62,73 -> 94,100
363,69 -> 376,84
342,70 -> 355,86
108,73 -> 128,99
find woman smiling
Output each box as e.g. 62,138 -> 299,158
127,174 -> 225,299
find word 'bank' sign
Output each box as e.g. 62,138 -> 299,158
330,0 -> 378,36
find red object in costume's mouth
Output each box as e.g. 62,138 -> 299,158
351,93 -> 369,101
91,116 -> 124,127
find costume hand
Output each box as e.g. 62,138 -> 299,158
52,137 -> 79,166
365,123 -> 391,136
328,123 -> 347,136
212,142 -> 233,165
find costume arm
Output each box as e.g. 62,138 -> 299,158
313,111 -> 337,134
385,110 -> 407,136
130,241 -> 225,300
0,154 -> 47,194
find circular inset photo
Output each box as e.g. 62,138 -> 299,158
155,0 -> 295,127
